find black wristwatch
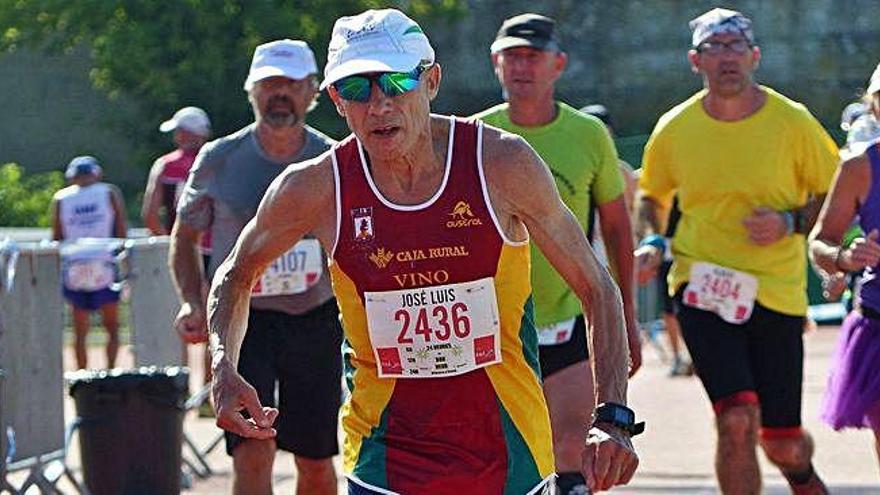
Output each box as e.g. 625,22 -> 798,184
593,402 -> 645,437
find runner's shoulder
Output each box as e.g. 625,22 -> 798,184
195,125 -> 254,167
651,91 -> 706,136
471,102 -> 508,125
275,151 -> 335,198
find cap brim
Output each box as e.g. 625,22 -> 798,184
320,53 -> 423,90
244,65 -> 316,91
158,119 -> 177,133
490,36 -> 555,54
867,80 -> 880,96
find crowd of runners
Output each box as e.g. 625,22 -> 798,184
47,5 -> 880,495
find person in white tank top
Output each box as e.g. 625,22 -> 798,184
50,156 -> 127,369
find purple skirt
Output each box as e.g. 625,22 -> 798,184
821,311 -> 880,430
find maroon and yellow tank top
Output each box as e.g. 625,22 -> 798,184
330,117 -> 553,494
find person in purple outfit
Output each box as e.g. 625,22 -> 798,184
808,61 -> 880,471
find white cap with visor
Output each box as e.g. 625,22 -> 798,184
321,9 -> 434,91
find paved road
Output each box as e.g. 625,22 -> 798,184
7,325 -> 878,493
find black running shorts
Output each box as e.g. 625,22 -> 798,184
675,291 -> 805,428
538,315 -> 589,379
225,300 -> 343,458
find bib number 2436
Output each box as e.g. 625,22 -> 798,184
365,277 -> 501,379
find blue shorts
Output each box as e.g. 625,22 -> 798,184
62,287 -> 120,311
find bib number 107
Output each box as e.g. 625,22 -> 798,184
395,302 -> 471,344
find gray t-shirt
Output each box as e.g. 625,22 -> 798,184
177,123 -> 335,315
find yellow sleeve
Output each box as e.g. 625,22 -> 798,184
638,124 -> 677,211
795,111 -> 840,195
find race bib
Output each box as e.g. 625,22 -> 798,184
683,262 -> 758,324
60,239 -> 123,292
537,317 -> 577,346
364,277 -> 502,379
65,260 -> 115,291
252,239 -> 323,297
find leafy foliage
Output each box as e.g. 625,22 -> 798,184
0,163 -> 63,227
0,0 -> 466,140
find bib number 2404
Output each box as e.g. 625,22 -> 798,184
683,262 -> 758,325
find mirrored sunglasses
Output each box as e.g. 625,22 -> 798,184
333,66 -> 427,102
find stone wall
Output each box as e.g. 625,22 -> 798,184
430,0 -> 880,140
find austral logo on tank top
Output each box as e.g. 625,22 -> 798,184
446,201 -> 483,228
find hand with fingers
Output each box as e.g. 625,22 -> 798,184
581,425 -> 639,492
839,229 -> 880,272
742,207 -> 789,246
175,302 -> 208,344
212,358 -> 279,439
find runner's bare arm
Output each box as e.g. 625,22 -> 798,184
169,219 -> 208,343
809,155 -> 873,275
634,191 -> 667,238
597,196 -> 641,376
207,155 -> 336,368
109,185 -> 127,238
141,159 -> 167,235
633,191 -> 668,284
482,128 -> 628,405
170,221 -> 205,307
50,198 -> 62,241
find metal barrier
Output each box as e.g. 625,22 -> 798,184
0,236 -> 187,492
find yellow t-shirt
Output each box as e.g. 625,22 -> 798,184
640,87 -> 838,316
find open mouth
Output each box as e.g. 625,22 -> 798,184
371,125 -> 400,137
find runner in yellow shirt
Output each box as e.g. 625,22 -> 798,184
636,8 -> 838,495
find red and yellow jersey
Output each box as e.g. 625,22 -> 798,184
330,117 -> 554,494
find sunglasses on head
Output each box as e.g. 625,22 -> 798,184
332,65 -> 428,102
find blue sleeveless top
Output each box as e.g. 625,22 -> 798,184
857,143 -> 880,312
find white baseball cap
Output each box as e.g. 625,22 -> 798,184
243,39 -> 318,91
866,62 -> 880,96
159,106 -> 211,136
320,9 -> 435,91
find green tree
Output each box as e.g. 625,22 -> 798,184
0,163 -> 63,227
0,0 -> 466,142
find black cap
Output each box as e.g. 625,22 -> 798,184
491,13 -> 560,54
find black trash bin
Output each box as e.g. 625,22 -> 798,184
68,367 -> 189,495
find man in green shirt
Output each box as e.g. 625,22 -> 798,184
474,13 -> 641,495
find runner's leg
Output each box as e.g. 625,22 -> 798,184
232,439 -> 276,495
677,292 -> 761,494
294,456 -> 337,495
99,301 -> 120,368
71,306 -> 90,369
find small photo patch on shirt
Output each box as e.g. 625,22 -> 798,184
352,207 -> 374,242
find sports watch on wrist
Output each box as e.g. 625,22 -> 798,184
592,402 -> 645,437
